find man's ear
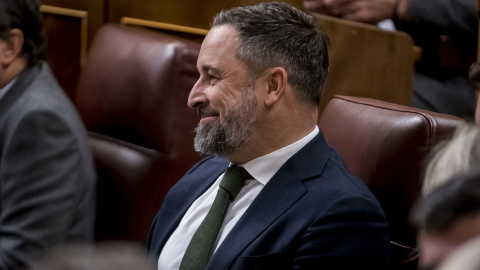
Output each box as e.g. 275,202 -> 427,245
0,29 -> 24,66
264,67 -> 288,107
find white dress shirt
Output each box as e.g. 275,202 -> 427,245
158,126 -> 319,270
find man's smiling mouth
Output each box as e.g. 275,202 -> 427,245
198,107 -> 220,123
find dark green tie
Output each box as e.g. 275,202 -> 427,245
179,165 -> 251,270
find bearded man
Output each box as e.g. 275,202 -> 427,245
147,2 -> 390,270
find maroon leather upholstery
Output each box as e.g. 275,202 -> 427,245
74,24 -> 203,243
318,95 -> 465,269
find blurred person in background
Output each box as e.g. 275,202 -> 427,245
32,242 -> 156,270
436,236 -> 480,270
411,168 -> 480,270
421,123 -> 480,195
303,0 -> 478,121
0,0 -> 96,268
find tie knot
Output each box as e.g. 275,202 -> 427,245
219,165 -> 251,200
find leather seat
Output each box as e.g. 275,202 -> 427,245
74,24 -> 203,243
318,95 -> 465,270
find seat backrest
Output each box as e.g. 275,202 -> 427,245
74,24 -> 203,243
312,14 -> 415,117
41,5 -> 88,100
318,95 -> 465,268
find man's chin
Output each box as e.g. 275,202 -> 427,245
194,122 -> 223,154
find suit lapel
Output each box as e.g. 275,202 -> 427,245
148,157 -> 229,256
207,132 -> 332,269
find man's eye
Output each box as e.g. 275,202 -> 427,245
207,74 -> 218,84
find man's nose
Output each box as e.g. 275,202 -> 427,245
187,79 -> 206,109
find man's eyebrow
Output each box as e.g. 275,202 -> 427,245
201,65 -> 220,75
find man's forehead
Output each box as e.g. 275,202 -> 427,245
200,25 -> 238,53
206,25 -> 237,41
197,25 -> 240,70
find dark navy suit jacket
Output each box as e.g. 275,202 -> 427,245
147,132 -> 390,269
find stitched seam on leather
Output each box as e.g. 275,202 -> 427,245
333,95 -> 437,155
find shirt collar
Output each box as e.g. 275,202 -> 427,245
241,126 -> 319,186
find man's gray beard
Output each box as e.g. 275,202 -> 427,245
194,87 -> 257,157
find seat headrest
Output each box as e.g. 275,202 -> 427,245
75,24 -> 201,151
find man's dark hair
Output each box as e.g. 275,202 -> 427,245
212,1 -> 329,106
0,0 -> 45,66
412,168 -> 480,232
